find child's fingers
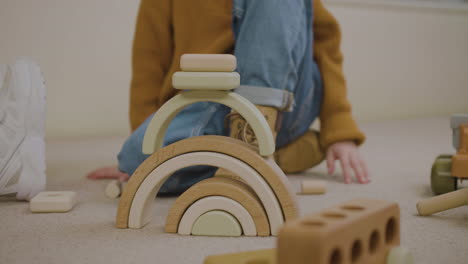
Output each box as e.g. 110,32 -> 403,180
86,167 -> 125,180
360,157 -> 370,182
339,154 -> 352,184
351,155 -> 367,184
326,150 -> 336,174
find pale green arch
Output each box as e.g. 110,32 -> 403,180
142,90 -> 275,156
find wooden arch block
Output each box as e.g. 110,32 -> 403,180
165,177 -> 270,236
191,210 -> 242,237
116,136 -> 298,235
178,196 -> 255,236
141,90 -> 275,156
127,151 -> 283,235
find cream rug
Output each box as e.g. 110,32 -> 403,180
1,117 -> 467,264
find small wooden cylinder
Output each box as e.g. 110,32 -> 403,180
417,188 -> 468,216
105,180 -> 122,199
301,180 -> 326,195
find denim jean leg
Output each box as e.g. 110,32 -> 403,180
117,102 -> 230,195
232,0 -> 323,148
276,0 -> 324,148
277,61 -> 323,148
232,0 -> 309,111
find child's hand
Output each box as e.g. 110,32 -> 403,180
86,166 -> 129,181
326,141 -> 369,184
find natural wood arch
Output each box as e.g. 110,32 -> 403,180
116,136 -> 299,235
141,90 -> 275,156
165,177 -> 270,236
126,151 -> 283,234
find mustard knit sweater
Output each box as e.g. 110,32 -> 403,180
129,0 -> 365,149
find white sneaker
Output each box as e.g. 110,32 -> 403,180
0,58 -> 46,201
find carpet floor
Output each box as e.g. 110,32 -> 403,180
1,117 -> 467,264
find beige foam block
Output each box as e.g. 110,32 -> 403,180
127,151 -> 282,235
301,180 -> 326,195
191,210 -> 242,237
180,54 -> 236,72
178,196 -> 255,236
165,177 -> 269,236
172,72 -> 240,91
30,191 -> 77,213
204,249 -> 276,264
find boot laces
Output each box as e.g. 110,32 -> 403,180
224,112 -> 258,146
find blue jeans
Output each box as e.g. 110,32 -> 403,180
117,0 -> 323,195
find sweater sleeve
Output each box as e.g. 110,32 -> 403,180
129,0 -> 173,131
313,0 -> 365,149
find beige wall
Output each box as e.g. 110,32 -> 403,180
1,0 -> 467,138
330,0 -> 468,121
0,0 -> 138,138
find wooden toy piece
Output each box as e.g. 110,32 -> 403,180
204,249 -> 276,264
450,113 -> 468,149
105,180 -> 122,199
172,72 -> 240,91
430,155 -> 457,195
386,247 -> 414,264
180,54 -> 236,72
277,199 -> 400,264
191,210 -> 242,237
127,151 -> 283,235
451,124 -> 468,178
30,191 -> 77,213
416,188 -> 468,216
300,180 -> 326,195
213,167 -> 245,183
178,196 -> 255,236
117,135 -> 298,235
165,177 -> 270,236
141,90 -> 275,156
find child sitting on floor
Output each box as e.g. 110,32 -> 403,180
88,0 -> 369,194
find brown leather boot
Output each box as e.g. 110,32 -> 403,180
214,105 -> 280,178
274,130 -> 325,174
225,105 -> 279,147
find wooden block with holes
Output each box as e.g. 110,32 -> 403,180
277,199 -> 400,264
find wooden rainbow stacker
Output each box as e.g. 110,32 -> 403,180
115,54 -> 299,237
